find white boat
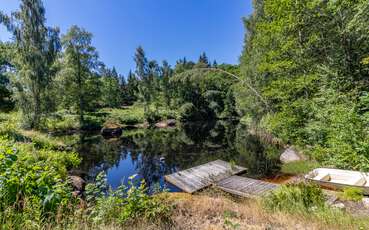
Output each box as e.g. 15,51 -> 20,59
305,168 -> 369,194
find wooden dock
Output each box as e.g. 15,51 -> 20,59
164,160 -> 246,193
216,175 -> 278,197
164,159 -> 278,197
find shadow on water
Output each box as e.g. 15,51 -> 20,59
66,120 -> 282,192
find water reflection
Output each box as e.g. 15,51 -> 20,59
68,121 -> 282,191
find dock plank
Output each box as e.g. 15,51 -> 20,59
164,160 -> 246,193
216,176 -> 278,198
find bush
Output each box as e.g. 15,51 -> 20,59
0,138 -> 80,226
103,106 -> 145,126
263,182 -> 325,213
281,160 -> 320,175
179,103 -> 200,121
339,187 -> 364,202
86,172 -> 172,226
144,109 -> 162,125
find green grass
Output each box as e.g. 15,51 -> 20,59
102,104 -> 178,126
263,182 -> 369,228
101,105 -> 145,126
339,187 -> 364,202
281,160 -> 320,175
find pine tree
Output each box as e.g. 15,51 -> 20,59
100,65 -> 121,107
196,52 -> 210,68
125,70 -> 138,104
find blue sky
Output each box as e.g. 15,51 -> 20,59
0,0 -> 253,75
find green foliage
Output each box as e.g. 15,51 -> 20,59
237,0 -> 369,170
59,25 -> 99,128
263,182 -> 325,214
281,160 -> 320,175
0,43 -> 14,112
3,0 -> 61,129
171,64 -> 238,121
103,106 -> 145,125
223,210 -> 240,230
144,109 -> 162,125
0,138 -> 80,226
86,172 -> 172,225
178,102 -> 202,121
100,66 -> 122,108
339,187 -> 364,202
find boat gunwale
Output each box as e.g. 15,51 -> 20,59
305,168 -> 369,194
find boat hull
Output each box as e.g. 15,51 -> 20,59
305,168 -> 369,195
306,178 -> 369,195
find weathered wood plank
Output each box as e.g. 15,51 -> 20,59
216,176 -> 278,198
164,160 -> 247,193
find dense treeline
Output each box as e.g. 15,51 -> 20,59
0,0 -> 239,130
237,0 -> 369,170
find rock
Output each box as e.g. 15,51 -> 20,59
68,169 -> 88,177
280,146 -> 304,163
68,175 -> 86,192
101,123 -> 122,138
332,202 -> 345,209
72,190 -> 81,198
155,121 -> 168,128
167,119 -> 176,127
362,197 -> 369,208
325,194 -> 338,206
155,119 -> 177,128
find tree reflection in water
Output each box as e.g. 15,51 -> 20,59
69,120 -> 282,191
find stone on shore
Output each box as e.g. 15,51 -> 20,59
280,146 -> 304,163
101,122 -> 122,137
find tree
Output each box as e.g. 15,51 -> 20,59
1,0 -> 60,129
134,46 -> 151,111
161,60 -> 173,107
195,52 -> 210,68
237,0 -> 369,170
60,25 -> 98,127
100,66 -> 121,108
0,42 -> 14,111
174,57 -> 195,74
123,70 -> 138,105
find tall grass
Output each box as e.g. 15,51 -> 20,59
263,182 -> 369,228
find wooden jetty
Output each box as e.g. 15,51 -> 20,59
164,159 -> 278,197
164,160 -> 246,193
216,175 -> 278,198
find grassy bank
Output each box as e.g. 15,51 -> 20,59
1,131 -> 368,229
167,187 -> 369,230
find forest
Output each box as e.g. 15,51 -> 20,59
1,0 -> 369,229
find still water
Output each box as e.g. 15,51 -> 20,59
66,120 -> 282,192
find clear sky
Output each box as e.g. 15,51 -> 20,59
0,0 -> 253,75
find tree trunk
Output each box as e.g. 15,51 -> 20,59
77,53 -> 84,128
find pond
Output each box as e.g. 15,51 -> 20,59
66,120 -> 282,192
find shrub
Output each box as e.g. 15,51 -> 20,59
339,187 -> 364,202
0,138 -> 80,226
104,106 -> 145,125
281,160 -> 320,175
144,109 -> 161,125
86,172 -> 172,225
179,103 -> 200,121
263,182 -> 325,213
